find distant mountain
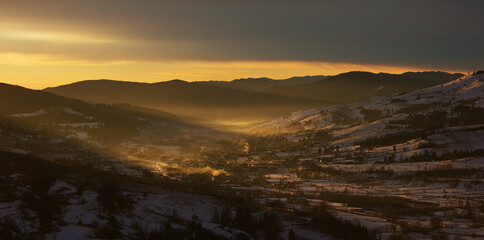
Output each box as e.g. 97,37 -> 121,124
197,77 -> 275,91
196,75 -> 327,91
45,79 -> 320,122
44,71 -> 463,122
264,71 -> 464,104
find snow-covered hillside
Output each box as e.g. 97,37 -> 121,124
260,73 -> 484,131
256,73 -> 484,164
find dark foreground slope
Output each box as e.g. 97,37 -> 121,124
0,150 -> 243,239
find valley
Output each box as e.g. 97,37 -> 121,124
0,72 -> 483,239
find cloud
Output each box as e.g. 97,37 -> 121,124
0,0 -> 482,69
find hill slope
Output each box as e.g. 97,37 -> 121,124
0,82 -> 189,147
44,79 -> 320,122
257,73 -> 484,162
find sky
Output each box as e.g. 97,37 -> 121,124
0,0 -> 482,89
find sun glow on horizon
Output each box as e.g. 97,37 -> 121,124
0,54 -> 455,89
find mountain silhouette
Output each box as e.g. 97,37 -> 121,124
44,71 -> 463,122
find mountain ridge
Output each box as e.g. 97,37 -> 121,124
43,71 -> 464,122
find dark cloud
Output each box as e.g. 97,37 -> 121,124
0,0 -> 482,69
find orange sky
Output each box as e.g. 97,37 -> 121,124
0,52 -> 451,89
0,1 -> 474,89
0,58 -> 442,90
